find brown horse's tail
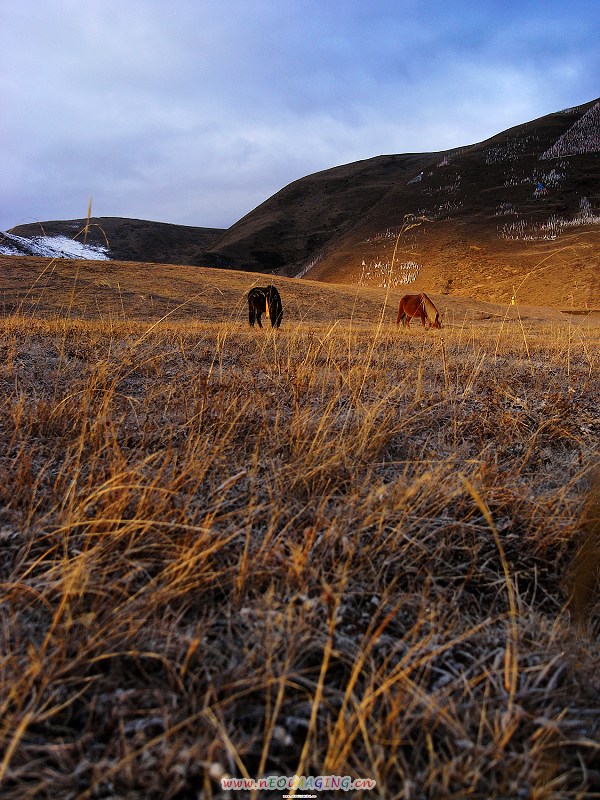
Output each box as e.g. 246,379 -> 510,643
396,299 -> 404,325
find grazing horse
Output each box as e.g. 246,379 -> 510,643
396,293 -> 442,329
247,285 -> 283,328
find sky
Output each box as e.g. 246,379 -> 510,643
1,0 -> 599,233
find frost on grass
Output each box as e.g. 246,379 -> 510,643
0,317 -> 599,799
359,258 -> 420,287
499,197 -> 600,241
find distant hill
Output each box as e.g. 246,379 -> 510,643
6,98 -> 600,309
6,217 -> 225,266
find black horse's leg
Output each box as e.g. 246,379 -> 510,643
249,306 -> 256,327
256,312 -> 263,328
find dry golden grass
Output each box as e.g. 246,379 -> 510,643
0,257 -> 599,799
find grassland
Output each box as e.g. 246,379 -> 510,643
1,256 -> 599,799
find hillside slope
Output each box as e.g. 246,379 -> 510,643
201,98 -> 599,309
302,99 -> 600,310
2,254 -> 596,329
200,153 -> 434,273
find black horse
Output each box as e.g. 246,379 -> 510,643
247,285 -> 283,328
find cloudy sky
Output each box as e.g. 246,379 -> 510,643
1,0 -> 598,233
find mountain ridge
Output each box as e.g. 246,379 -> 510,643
6,97 -> 600,309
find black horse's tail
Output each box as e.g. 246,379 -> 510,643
248,285 -> 283,328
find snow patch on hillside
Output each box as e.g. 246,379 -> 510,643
0,231 -> 110,260
541,101 -> 600,159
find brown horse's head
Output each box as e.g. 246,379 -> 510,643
421,294 -> 442,329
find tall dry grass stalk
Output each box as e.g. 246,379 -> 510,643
0,298 -> 599,798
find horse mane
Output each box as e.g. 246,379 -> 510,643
420,293 -> 438,323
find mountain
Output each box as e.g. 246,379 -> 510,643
5,98 -> 600,309
201,98 -> 600,308
4,217 -> 225,266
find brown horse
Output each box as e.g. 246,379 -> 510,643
396,293 -> 442,329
